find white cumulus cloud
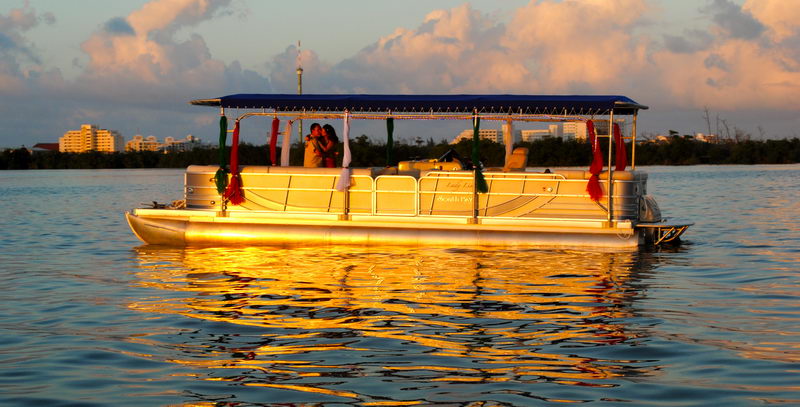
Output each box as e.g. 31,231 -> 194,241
75,0 -> 268,106
275,0 -> 798,130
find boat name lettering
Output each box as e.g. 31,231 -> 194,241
444,181 -> 471,189
435,195 -> 473,203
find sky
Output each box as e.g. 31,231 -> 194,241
1,0 -> 799,148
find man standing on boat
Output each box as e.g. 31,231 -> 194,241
303,123 -> 324,167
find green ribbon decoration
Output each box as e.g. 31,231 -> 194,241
214,115 -> 229,194
472,115 -> 488,193
386,117 -> 395,167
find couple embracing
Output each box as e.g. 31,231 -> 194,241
303,123 -> 339,168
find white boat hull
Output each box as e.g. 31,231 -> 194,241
126,210 -> 642,248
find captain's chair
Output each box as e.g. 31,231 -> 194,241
485,147 -> 529,172
504,147 -> 529,172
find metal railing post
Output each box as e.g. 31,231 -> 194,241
607,111 -> 614,224
631,111 -> 638,170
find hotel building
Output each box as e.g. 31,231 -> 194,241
561,122 -> 587,141
450,120 -> 629,145
125,135 -> 161,152
59,124 -> 124,153
519,124 -> 563,142
126,134 -> 202,152
451,128 -> 502,144
517,121 -> 619,142
163,135 -> 201,152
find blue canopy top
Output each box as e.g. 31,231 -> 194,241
191,94 -> 647,115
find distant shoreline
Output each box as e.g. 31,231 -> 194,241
2,136 -> 799,170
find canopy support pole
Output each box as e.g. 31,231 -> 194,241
298,109 -> 305,143
607,111 -> 614,224
472,110 -> 479,223
631,111 -> 638,170
503,117 -> 514,167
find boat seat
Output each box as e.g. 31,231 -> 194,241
187,164 -> 224,173
546,170 -> 642,181
398,160 -> 462,171
555,170 -> 586,179
504,147 -> 529,171
258,166 -> 376,176
187,165 -> 375,176
418,170 -> 474,178
583,170 -> 641,181
485,147 -> 529,172
372,167 -> 421,178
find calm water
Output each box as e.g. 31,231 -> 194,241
1,165 -> 798,406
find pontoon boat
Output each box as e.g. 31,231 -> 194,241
125,94 -> 691,248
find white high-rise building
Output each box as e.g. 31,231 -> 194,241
126,134 -> 202,152
164,135 -> 201,152
126,135 -> 161,152
519,129 -> 552,141
451,128 -> 501,144
59,124 -> 124,153
562,122 -> 587,141
518,124 -> 564,142
549,124 -> 561,138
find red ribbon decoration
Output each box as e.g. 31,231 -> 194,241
223,119 -> 245,205
614,123 -> 627,171
269,117 -> 279,166
586,120 -> 604,202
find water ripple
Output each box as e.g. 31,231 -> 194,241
0,166 -> 798,405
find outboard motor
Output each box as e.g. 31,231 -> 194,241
640,195 -> 662,243
640,195 -> 662,222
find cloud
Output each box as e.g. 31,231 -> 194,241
3,0 -> 800,146
703,53 -> 730,71
268,44 -> 330,93
653,0 -> 800,110
284,4 -> 525,94
746,0 -> 800,42
663,30 -> 714,54
502,0 -> 652,93
76,0 -> 268,105
286,1 -> 654,96
278,0 -> 798,115
103,17 -> 135,36
0,3 -> 55,91
745,0 -> 800,71
68,0 -> 272,143
1,0 -> 268,147
702,0 -> 765,40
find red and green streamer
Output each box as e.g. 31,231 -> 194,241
223,119 -> 244,205
214,115 -> 228,194
586,120 -> 604,202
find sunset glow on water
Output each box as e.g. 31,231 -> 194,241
1,166 -> 799,405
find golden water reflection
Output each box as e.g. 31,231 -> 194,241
130,245 -> 659,404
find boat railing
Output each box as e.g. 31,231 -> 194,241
184,166 -> 643,224
413,171 -> 640,220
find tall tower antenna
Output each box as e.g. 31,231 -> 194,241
296,40 -> 303,95
296,40 -> 303,142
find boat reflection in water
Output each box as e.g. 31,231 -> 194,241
130,245 -> 663,405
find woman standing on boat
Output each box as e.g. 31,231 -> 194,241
320,124 -> 339,168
